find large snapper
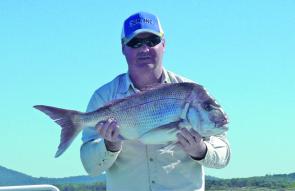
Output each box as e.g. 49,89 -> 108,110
34,82 -> 228,157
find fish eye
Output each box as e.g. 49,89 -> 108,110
202,102 -> 213,111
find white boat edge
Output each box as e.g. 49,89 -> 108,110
0,184 -> 60,191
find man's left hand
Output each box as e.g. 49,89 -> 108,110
176,128 -> 207,160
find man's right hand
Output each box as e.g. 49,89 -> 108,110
95,118 -> 122,152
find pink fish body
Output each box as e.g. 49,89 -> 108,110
34,82 -> 228,157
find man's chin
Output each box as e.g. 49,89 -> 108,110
136,62 -> 156,68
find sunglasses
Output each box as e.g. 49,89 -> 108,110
126,35 -> 162,48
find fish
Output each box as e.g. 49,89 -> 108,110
34,82 -> 228,157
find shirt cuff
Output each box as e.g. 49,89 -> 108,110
98,139 -> 122,164
194,141 -> 216,167
80,139 -> 121,176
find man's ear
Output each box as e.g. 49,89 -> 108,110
162,38 -> 166,51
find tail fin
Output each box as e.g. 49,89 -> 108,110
34,105 -> 83,158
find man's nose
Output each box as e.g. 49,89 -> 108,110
139,44 -> 150,52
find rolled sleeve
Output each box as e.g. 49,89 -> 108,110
80,138 -> 121,176
197,133 -> 231,169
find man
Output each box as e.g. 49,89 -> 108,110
80,12 -> 230,191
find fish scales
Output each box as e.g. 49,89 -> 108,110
93,83 -> 193,139
114,97 -> 185,139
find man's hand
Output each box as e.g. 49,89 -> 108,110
177,128 -> 207,160
95,118 -> 122,152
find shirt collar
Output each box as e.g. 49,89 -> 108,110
118,68 -> 171,94
161,68 -> 171,84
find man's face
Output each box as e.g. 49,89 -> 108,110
122,33 -> 165,70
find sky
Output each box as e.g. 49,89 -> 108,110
0,0 -> 294,179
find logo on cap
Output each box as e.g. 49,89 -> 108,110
129,18 -> 154,27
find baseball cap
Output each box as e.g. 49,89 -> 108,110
121,12 -> 164,44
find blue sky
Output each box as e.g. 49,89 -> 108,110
0,0 -> 294,179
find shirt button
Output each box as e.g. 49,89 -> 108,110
151,180 -> 156,184
149,158 -> 154,162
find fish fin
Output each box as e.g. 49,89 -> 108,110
138,121 -> 181,144
118,134 -> 127,140
179,102 -> 190,120
178,120 -> 193,130
33,105 -> 83,158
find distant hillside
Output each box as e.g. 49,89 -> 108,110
55,173 -> 295,191
0,166 -> 37,185
206,173 -> 295,190
0,165 -> 105,186
1,165 -> 295,190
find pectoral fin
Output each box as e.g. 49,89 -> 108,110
138,121 -> 181,144
118,134 -> 127,140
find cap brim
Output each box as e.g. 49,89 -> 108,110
122,29 -> 164,44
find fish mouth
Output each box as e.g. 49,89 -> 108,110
215,119 -> 228,128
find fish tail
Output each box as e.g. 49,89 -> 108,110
33,105 -> 83,158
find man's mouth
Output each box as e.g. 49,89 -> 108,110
137,57 -> 151,60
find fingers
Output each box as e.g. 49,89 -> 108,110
180,128 -> 195,144
176,128 -> 207,159
95,121 -> 104,135
176,133 -> 190,148
112,127 -> 120,141
177,128 -> 203,146
105,120 -> 116,139
100,119 -> 112,138
95,118 -> 120,142
189,128 -> 203,142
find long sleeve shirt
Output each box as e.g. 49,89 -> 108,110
80,69 -> 231,191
